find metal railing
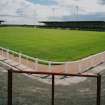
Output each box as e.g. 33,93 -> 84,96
7,69 -> 101,105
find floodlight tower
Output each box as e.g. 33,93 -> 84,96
70,5 -> 79,18
71,5 -> 75,17
33,9 -> 37,26
52,7 -> 56,20
75,5 -> 79,18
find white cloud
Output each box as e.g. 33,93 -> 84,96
0,0 -> 105,24
55,0 -> 105,14
0,0 -> 68,24
0,0 -> 50,24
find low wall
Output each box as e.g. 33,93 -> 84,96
0,47 -> 105,74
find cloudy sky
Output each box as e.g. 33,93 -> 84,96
0,0 -> 105,24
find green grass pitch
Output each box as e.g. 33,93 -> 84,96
0,27 -> 105,61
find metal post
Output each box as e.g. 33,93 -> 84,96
25,56 -> 28,66
90,57 -> 93,67
1,48 -> 3,56
49,61 -> 52,72
64,62 -> 68,73
6,49 -> 9,59
97,74 -> 101,105
52,75 -> 55,105
78,62 -> 82,73
102,53 -> 105,63
19,53 -> 22,64
34,58 -> 38,71
8,70 -> 13,105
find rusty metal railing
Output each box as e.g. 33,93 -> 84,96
7,69 -> 101,105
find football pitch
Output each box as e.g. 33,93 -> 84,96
0,27 -> 105,61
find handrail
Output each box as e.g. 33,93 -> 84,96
0,60 -> 101,105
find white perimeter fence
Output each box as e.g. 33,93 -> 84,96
0,47 -> 105,74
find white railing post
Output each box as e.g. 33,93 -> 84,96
99,53 -> 102,64
102,53 -> 105,63
34,58 -> 38,71
78,61 -> 82,73
90,57 -> 93,67
64,62 -> 68,73
103,52 -> 105,62
0,47 -> 2,55
6,49 -> 9,59
48,61 -> 52,72
19,53 -> 22,64
1,47 -> 4,56
25,56 -> 28,66
91,56 -> 95,68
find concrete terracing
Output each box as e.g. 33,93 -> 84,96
0,47 -> 105,85
1,47 -> 105,74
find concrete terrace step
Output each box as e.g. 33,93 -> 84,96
1,53 -> 105,78
1,54 -> 105,85
0,55 -> 7,61
87,62 -> 105,74
4,59 -> 19,66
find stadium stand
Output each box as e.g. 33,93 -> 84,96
38,21 -> 105,31
0,20 -> 4,24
